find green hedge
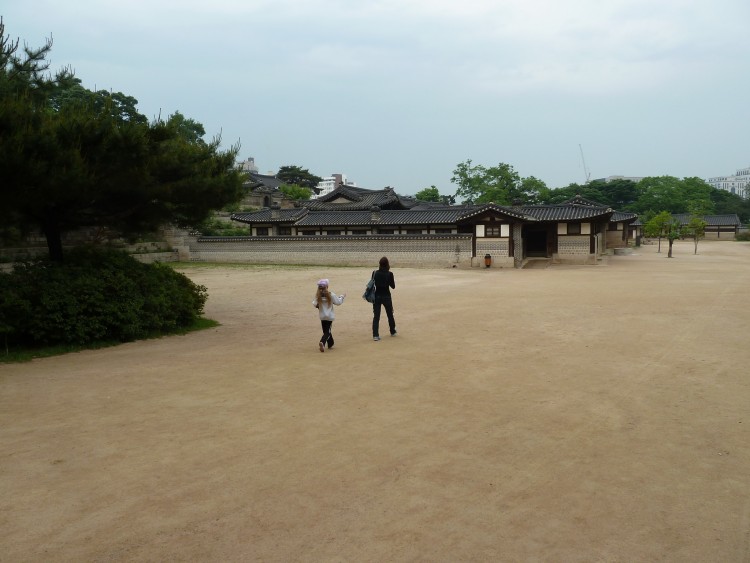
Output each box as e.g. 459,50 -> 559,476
0,248 -> 207,347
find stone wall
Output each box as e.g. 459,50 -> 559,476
475,239 -> 514,268
186,234 -> 474,268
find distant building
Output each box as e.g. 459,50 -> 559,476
315,173 -> 358,198
237,157 -> 259,173
707,166 -> 750,199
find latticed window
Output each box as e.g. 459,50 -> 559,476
485,226 -> 501,237
567,223 -> 581,235
257,227 -> 269,236
278,227 -> 292,236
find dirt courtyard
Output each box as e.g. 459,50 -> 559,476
2,240 -> 749,562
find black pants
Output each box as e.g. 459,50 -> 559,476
320,320 -> 334,348
372,297 -> 396,337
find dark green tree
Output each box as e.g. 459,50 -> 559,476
709,188 -> 749,222
166,110 -> 206,143
538,180 -> 612,205
630,176 -> 714,216
276,165 -> 323,190
630,177 -> 683,215
681,177 -> 715,209
49,83 -> 148,125
0,20 -> 243,262
599,179 -> 641,210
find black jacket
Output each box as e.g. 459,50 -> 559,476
373,269 -> 395,297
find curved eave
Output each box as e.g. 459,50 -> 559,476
231,209 -> 309,224
457,204 -> 534,222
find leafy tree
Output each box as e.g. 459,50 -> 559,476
276,165 -> 323,190
664,217 -> 684,258
415,186 -> 441,202
451,160 -> 544,205
684,215 -> 707,255
631,177 -> 684,215
681,177 -> 715,210
683,202 -> 709,255
645,212 -> 684,258
643,211 -> 673,253
599,179 -> 641,210
519,176 -> 546,203
279,184 -> 312,200
0,20 -> 243,262
630,176 -> 714,216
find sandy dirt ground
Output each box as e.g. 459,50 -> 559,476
2,240 -> 750,562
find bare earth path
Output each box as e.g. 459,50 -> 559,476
2,241 -> 750,562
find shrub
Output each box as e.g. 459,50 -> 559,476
194,217 -> 251,236
0,248 -> 207,348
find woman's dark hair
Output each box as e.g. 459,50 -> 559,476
379,256 -> 390,270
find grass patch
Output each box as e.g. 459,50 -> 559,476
0,317 -> 220,364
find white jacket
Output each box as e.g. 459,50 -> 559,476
313,292 -> 345,321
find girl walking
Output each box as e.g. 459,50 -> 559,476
312,278 -> 346,352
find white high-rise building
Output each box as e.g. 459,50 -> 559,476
315,173 -> 357,198
708,166 -> 750,199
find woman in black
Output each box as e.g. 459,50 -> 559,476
372,256 -> 397,341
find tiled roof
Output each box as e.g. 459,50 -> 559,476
245,172 -> 285,190
672,213 -> 741,226
611,211 -> 638,223
408,201 -> 456,211
457,203 -> 535,221
563,195 -> 638,223
520,204 -> 613,222
562,195 -> 607,207
231,208 -> 308,223
231,201 -> 622,226
295,208 -> 467,227
305,186 -> 416,210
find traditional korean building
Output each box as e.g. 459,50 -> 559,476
671,213 -> 742,239
193,185 -> 639,268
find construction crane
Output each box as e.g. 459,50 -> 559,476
578,144 -> 591,184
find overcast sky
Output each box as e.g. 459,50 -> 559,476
4,0 -> 749,195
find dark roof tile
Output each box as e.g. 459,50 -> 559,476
231,208 -> 308,223
672,213 -> 741,226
